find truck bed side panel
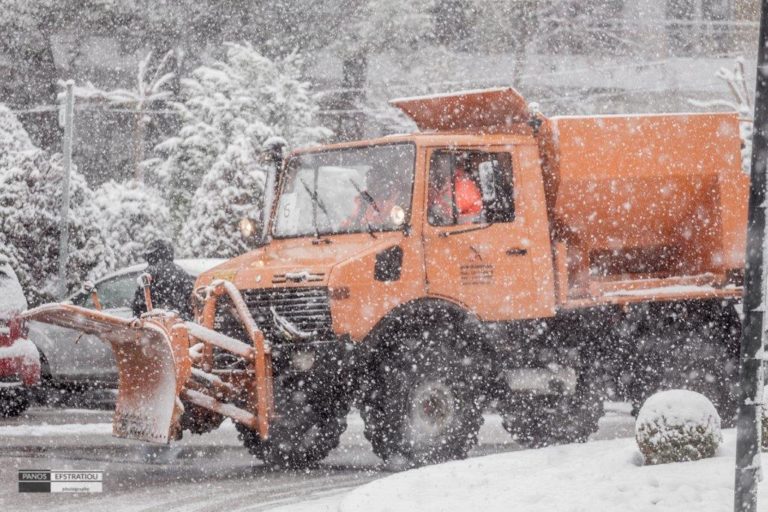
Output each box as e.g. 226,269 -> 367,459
542,113 -> 747,301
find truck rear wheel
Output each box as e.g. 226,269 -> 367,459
501,371 -> 604,448
361,320 -> 484,466
630,302 -> 740,426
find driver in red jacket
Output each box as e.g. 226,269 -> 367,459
454,160 -> 482,219
429,156 -> 483,225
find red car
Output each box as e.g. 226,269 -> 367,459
0,262 -> 40,416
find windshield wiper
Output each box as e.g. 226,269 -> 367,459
348,179 -> 379,239
299,178 -> 332,240
349,179 -> 380,213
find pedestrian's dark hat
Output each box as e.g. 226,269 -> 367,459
143,239 -> 174,263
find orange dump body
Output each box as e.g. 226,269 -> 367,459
539,112 -> 748,303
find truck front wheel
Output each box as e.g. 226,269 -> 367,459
237,396 -> 348,469
361,321 -> 484,466
235,344 -> 353,469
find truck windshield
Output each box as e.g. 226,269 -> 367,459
273,143 -> 415,238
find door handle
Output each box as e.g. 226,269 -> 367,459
506,248 -> 528,256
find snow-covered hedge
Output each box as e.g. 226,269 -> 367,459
635,390 -> 722,465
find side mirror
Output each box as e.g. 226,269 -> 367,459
478,160 -> 497,202
82,280 -> 102,311
261,136 -> 287,172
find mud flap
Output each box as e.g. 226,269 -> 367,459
23,304 -> 191,444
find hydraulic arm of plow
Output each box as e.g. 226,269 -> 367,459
22,279 -> 274,444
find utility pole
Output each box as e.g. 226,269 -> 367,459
58,80 -> 74,299
735,1 -> 768,510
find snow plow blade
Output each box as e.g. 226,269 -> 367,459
22,304 -> 191,444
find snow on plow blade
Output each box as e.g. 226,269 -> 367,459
22,304 -> 191,444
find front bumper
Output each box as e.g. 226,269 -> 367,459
272,338 -> 359,380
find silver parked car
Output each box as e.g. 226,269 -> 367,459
28,259 -> 224,405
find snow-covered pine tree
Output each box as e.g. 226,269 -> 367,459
0,104 -> 35,153
145,120 -> 225,237
0,104 -> 113,305
94,180 -> 172,268
177,140 -> 264,258
148,42 -> 331,257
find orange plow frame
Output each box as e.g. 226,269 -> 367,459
22,279 -> 273,444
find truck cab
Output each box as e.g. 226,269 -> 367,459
199,95 -> 558,348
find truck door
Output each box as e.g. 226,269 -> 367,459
422,148 -> 552,320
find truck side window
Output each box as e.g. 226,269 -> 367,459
427,150 -> 514,226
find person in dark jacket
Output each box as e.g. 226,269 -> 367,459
131,239 -> 195,320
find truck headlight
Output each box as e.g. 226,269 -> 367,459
239,217 -> 256,238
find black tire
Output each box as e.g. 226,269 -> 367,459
180,401 -> 224,435
631,302 -> 741,426
236,397 -> 348,469
360,318 -> 485,466
0,387 -> 30,417
501,371 -> 604,448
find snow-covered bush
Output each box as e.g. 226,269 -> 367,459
635,390 -> 722,465
0,104 -> 113,304
146,42 -> 331,250
93,180 -> 172,268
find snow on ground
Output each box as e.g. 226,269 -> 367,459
0,421 -> 112,437
328,429 -> 765,512
0,417 -> 242,438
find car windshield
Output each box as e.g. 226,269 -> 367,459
273,143 -> 415,238
70,272 -> 140,309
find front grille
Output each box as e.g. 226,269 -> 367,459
213,287 -> 333,344
245,287 -> 333,340
272,271 -> 325,285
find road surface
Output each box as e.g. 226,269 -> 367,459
0,404 -> 635,511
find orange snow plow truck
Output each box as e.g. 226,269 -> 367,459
24,88 -> 748,468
